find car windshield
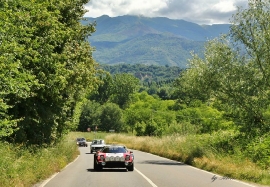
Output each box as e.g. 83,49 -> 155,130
92,140 -> 104,145
102,146 -> 127,153
77,138 -> 85,141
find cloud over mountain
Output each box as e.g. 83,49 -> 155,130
84,0 -> 248,25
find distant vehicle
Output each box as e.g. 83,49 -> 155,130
90,139 -> 106,153
93,145 -> 134,171
76,137 -> 88,147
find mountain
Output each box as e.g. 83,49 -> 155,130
83,15 -> 231,68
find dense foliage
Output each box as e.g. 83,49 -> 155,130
175,0 -> 270,137
0,0 -> 98,144
101,63 -> 182,83
100,64 -> 181,99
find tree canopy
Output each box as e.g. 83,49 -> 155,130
174,0 -> 270,136
0,0 -> 98,144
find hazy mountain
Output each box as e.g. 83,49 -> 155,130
83,15 -> 231,68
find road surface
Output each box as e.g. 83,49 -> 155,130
39,144 -> 259,187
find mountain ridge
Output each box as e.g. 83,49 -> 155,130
83,15 -> 230,68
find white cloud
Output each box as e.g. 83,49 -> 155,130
84,0 -> 248,25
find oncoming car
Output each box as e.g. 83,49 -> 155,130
76,137 -> 88,147
93,145 -> 134,171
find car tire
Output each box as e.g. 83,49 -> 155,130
94,162 -> 102,171
127,164 -> 134,171
94,160 -> 98,170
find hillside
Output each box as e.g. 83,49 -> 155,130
83,15 -> 231,68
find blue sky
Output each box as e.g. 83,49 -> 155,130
84,0 -> 248,25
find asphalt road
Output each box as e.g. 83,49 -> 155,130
39,144 -> 259,187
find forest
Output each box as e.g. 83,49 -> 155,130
0,0 -> 269,180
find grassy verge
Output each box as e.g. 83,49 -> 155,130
0,136 -> 79,187
0,131 -> 109,187
105,133 -> 270,186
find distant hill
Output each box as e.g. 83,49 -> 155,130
83,15 -> 231,68
101,63 -> 183,84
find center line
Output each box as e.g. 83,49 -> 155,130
135,167 -> 158,187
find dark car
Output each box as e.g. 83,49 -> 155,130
76,137 -> 88,147
93,145 -> 134,171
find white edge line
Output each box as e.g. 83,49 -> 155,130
38,155 -> 80,187
138,151 -> 257,187
135,167 -> 158,187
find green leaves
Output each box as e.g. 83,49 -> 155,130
174,0 -> 270,136
110,73 -> 140,108
0,0 -> 98,144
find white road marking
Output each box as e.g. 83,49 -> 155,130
38,155 -> 80,187
137,151 -> 257,187
135,167 -> 158,187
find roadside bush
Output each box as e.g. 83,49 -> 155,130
245,133 -> 270,169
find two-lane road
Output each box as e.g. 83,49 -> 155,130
40,146 -> 258,187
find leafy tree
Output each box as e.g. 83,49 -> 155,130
147,82 -> 158,95
124,92 -> 176,136
78,100 -> 101,132
89,73 -> 113,104
110,73 -> 140,108
157,87 -> 172,100
144,122 -> 163,137
174,0 -> 270,136
0,0 -> 98,144
97,103 -> 124,132
134,122 -> 145,136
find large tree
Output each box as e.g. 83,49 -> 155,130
110,73 -> 140,108
174,0 -> 270,136
0,0 -> 98,144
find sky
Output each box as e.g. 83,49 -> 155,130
84,0 -> 248,25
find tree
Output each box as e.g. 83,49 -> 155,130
110,73 -> 140,108
0,0 -> 98,144
89,73 -> 113,104
97,103 -> 124,132
78,100 -> 101,132
174,0 -> 270,136
124,92 -> 176,136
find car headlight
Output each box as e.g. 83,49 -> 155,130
125,155 -> 130,161
99,155 -> 105,161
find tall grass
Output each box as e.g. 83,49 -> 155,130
0,136 -> 78,187
105,132 -> 270,186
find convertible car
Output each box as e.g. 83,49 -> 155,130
93,145 -> 134,171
